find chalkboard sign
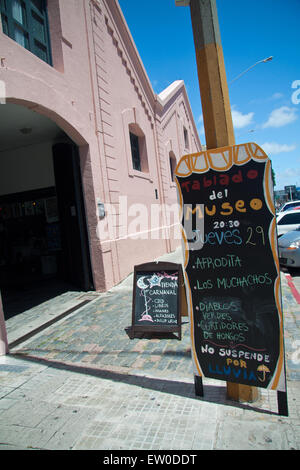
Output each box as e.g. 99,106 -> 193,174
175,143 -> 286,391
131,262 -> 183,340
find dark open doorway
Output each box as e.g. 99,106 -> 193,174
0,104 -> 94,320
52,142 -> 93,292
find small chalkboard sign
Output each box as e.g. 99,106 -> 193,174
130,262 -> 183,340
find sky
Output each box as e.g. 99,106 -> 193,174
118,0 -> 300,191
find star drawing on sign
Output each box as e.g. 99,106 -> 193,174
148,273 -> 163,288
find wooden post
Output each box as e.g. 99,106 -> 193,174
189,0 -> 235,149
0,291 -> 9,356
188,0 -> 258,402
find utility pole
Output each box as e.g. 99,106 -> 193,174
175,0 -> 258,402
189,0 -> 235,150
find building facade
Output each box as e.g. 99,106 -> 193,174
0,0 -> 201,299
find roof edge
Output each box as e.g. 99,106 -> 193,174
158,80 -> 184,105
159,80 -> 201,149
103,0 -> 156,108
102,1 -> 201,148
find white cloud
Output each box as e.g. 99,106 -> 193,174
262,106 -> 298,128
249,92 -> 284,105
280,168 -> 300,178
261,142 -> 296,155
231,108 -> 254,129
271,92 -> 284,100
275,167 -> 300,189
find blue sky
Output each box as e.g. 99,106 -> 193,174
118,0 -> 300,190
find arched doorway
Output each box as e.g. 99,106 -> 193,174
0,102 -> 94,321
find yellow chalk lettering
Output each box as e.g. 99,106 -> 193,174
236,200 -> 246,213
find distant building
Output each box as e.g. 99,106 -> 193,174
274,185 -> 300,208
0,0 -> 201,304
284,185 -> 298,201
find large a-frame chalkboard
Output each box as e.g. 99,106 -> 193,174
175,143 -> 287,399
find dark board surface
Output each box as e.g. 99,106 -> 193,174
134,270 -> 179,326
131,262 -> 182,339
176,155 -> 284,389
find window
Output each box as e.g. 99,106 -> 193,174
169,151 -> 176,182
183,126 -> 189,149
129,124 -> 149,173
278,213 -> 300,225
130,132 -> 141,172
1,0 -> 52,65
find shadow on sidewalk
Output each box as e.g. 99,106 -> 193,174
10,351 -> 279,416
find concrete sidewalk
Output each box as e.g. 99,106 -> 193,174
0,247 -> 299,450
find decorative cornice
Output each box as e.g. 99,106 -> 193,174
99,0 -> 201,147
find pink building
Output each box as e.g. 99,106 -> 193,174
0,0 -> 201,306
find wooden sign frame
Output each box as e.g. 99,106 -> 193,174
130,261 -> 183,340
175,143 -> 288,414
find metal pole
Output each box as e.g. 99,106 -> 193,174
229,56 -> 273,85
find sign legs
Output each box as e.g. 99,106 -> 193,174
277,391 -> 289,417
194,375 -> 204,397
